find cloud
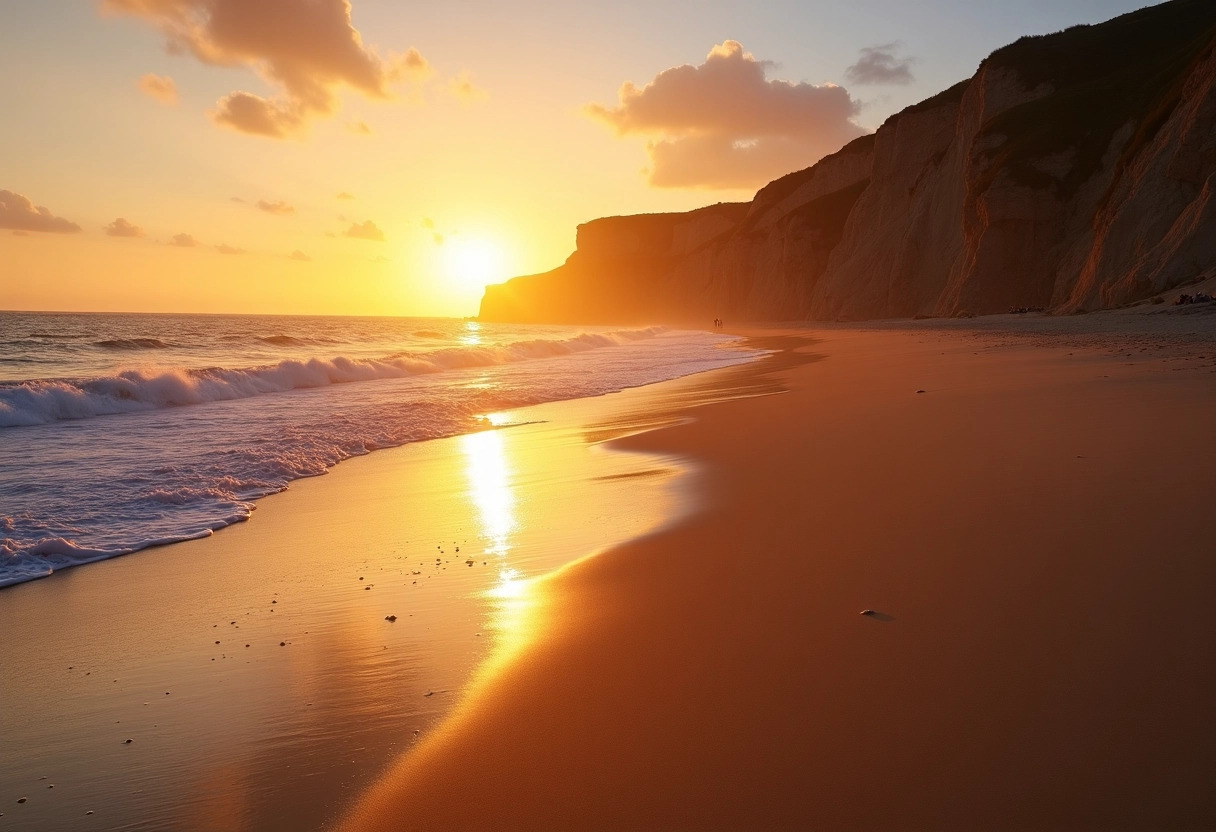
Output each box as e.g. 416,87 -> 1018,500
588,41 -> 863,189
347,120 -> 372,135
449,71 -> 487,102
230,196 -> 246,203
845,43 -> 915,85
215,243 -> 245,254
344,219 -> 385,241
289,249 -> 312,261
256,199 -> 295,215
104,0 -> 431,138
420,217 -> 434,229
104,217 -> 146,237
170,232 -> 199,247
337,191 -> 355,200
138,73 -> 178,104
0,190 -> 82,233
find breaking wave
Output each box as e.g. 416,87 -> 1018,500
0,327 -> 667,428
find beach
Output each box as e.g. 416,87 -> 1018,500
4,311 -> 1215,830
343,313 -> 1216,830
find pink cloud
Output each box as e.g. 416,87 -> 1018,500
588,41 -> 864,189
449,70 -> 487,103
170,232 -> 200,247
138,73 -> 178,104
104,217 -> 146,237
104,0 -> 431,138
256,199 -> 295,215
344,219 -> 385,241
0,190 -> 81,233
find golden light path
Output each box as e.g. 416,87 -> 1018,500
460,427 -> 532,654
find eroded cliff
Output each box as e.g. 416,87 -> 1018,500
481,0 -> 1216,324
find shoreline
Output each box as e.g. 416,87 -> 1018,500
4,312 -> 1214,830
344,318 -> 1216,830
0,343 -> 768,832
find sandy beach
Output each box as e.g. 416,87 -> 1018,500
342,312 -> 1216,830
4,310 -> 1215,831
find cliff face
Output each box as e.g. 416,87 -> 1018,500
481,0 -> 1216,324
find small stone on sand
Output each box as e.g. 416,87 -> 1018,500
385,615 -> 398,622
860,609 -> 875,616
17,797 -> 26,803
279,642 -> 286,646
123,739 -> 133,744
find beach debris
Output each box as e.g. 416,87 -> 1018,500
860,609 -> 875,616
17,797 -> 26,803
916,389 -> 926,394
123,739 -> 133,744
47,785 -> 53,789
385,615 -> 398,622
424,690 -> 434,697
466,559 -> 474,566
359,577 -> 364,580
215,641 -> 220,644
271,600 -> 277,604
279,641 -> 286,646
87,811 -> 94,815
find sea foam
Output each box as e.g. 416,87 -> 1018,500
0,327 -> 666,428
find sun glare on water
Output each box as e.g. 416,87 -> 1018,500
445,238 -> 505,288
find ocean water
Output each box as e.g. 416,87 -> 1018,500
0,311 -> 758,587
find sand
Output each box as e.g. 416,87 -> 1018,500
4,309 -> 1215,830
0,379 -> 704,831
342,314 -> 1216,830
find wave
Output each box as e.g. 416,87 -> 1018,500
411,330 -> 446,339
0,326 -> 667,428
257,334 -> 343,346
94,338 -> 173,350
0,526 -> 236,588
28,332 -> 87,340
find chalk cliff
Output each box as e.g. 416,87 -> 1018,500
480,0 -> 1216,323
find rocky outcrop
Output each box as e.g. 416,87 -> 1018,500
480,0 -> 1216,324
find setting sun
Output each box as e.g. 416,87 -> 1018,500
444,238 -> 505,288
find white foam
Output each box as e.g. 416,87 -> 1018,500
0,326 -> 667,428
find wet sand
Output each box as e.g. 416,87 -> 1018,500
344,319 -> 1216,830
0,375 -> 721,831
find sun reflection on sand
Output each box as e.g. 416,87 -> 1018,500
459,428 -> 544,667
461,428 -> 515,560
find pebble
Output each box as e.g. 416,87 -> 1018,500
17,797 -> 26,803
385,615 -> 398,622
123,739 -> 133,744
280,642 -> 286,647
87,810 -> 94,815
916,389 -> 926,394
860,609 -> 875,616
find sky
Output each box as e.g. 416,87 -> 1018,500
0,0 -> 1158,318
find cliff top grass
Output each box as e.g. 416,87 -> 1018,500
977,0 -> 1216,196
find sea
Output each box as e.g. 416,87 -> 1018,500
0,311 -> 759,588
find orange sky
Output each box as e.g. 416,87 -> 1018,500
0,0 -> 1153,317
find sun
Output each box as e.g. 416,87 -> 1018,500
444,238 -> 505,287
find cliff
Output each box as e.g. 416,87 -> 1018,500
481,0 -> 1216,323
